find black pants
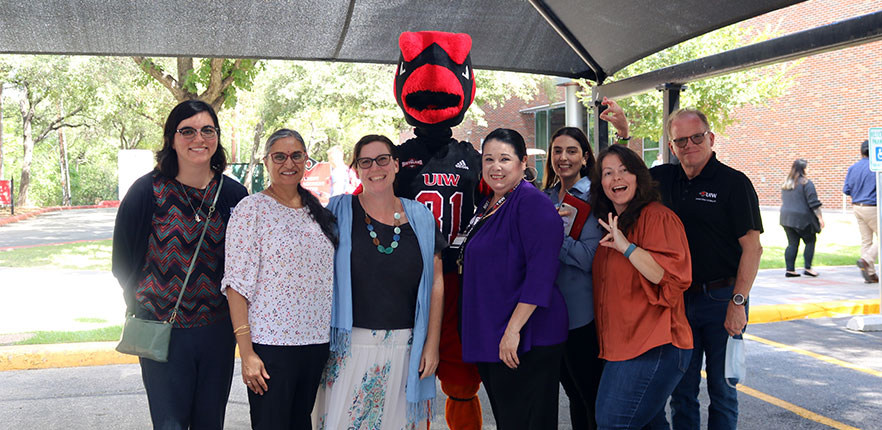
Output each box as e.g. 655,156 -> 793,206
247,343 -> 330,430
561,322 -> 604,430
140,316 -> 236,430
783,225 -> 817,271
476,343 -> 564,430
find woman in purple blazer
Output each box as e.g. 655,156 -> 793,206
459,128 -> 568,429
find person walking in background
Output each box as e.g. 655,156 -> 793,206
843,140 -> 879,283
590,144 -> 693,429
223,129 -> 337,429
112,100 -> 249,429
651,108 -> 763,430
780,159 -> 824,278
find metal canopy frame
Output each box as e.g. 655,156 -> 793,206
590,10 -> 882,151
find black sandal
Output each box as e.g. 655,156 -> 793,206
785,271 -> 800,277
803,269 -> 819,277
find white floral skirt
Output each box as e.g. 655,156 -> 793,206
312,328 -> 426,430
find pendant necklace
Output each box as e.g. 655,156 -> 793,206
364,210 -> 402,255
179,180 -> 210,222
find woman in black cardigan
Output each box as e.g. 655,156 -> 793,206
779,159 -> 824,277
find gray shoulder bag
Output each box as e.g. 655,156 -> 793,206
115,177 -> 224,362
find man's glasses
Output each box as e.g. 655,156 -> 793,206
267,151 -> 307,164
177,126 -> 219,140
355,154 -> 393,169
671,131 -> 709,148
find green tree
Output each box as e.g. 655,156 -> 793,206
4,56 -> 95,206
579,24 -> 797,138
132,57 -> 263,112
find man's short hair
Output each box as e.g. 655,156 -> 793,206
666,108 -> 710,138
861,139 -> 869,157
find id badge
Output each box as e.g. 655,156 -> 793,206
450,234 -> 467,248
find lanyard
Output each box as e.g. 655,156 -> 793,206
457,180 -> 521,273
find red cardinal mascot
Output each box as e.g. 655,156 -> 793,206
394,31 -> 483,429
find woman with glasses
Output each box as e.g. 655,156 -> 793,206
312,135 -> 444,429
589,144 -> 692,429
112,100 -> 248,429
222,129 -> 337,429
779,158 -> 824,277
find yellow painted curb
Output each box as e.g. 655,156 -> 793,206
0,342 -> 137,371
751,299 -> 880,324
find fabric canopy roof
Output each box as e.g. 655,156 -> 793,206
0,0 -> 804,81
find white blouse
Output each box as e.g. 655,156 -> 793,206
222,192 -> 334,346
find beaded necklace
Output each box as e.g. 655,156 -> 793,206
364,211 -> 402,254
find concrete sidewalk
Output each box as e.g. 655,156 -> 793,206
1,264 -> 879,372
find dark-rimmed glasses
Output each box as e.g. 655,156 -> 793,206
267,151 -> 307,164
355,154 -> 393,169
177,126 -> 219,140
671,131 -> 709,148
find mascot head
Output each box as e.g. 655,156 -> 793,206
395,31 -> 476,129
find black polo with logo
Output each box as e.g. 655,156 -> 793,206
650,153 -> 763,284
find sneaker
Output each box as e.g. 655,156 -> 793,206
857,259 -> 874,283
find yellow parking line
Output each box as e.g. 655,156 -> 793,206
700,371 -> 861,430
737,384 -> 861,430
744,334 -> 882,378
750,299 -> 879,324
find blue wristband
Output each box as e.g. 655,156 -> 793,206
623,243 -> 637,258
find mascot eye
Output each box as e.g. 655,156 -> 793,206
462,65 -> 470,80
399,62 -> 406,76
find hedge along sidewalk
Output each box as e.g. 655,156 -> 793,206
0,201 -> 119,227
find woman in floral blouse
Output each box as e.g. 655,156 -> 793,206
222,129 -> 338,429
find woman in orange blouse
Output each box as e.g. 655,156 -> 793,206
589,144 -> 693,430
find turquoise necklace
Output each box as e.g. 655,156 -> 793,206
365,211 -> 401,254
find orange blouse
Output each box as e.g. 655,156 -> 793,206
592,201 -> 693,361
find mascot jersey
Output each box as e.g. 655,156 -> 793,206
393,31 -> 482,272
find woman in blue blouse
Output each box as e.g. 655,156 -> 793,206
460,128 -> 567,428
542,127 -> 604,430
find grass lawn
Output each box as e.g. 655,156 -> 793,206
759,244 -> 860,269
14,325 -> 122,345
0,239 -> 112,271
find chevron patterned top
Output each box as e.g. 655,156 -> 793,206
137,175 -> 229,328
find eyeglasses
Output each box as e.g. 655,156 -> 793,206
671,131 -> 709,148
267,151 -> 307,164
355,154 -> 393,169
177,126 -> 219,140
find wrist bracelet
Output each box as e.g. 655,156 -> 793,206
615,133 -> 632,143
623,243 -> 637,258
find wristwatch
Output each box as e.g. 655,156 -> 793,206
731,293 -> 747,306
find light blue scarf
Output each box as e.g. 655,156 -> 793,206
326,194 -> 437,422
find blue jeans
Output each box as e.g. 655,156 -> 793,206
670,285 -> 747,430
140,316 -> 236,430
596,343 -> 691,430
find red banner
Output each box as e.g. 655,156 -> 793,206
0,180 -> 11,206
301,159 -> 332,205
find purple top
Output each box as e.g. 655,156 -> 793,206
461,181 -> 568,363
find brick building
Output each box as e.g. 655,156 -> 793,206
403,0 -> 882,208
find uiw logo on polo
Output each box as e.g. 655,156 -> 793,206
423,173 -> 461,187
697,190 -> 718,202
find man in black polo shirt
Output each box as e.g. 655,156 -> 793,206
650,108 -> 763,430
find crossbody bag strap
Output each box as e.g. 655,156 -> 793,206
168,176 -> 224,324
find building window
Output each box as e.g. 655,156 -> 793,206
643,137 -> 661,168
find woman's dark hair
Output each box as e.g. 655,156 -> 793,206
543,127 -> 596,189
265,128 -> 338,248
589,144 -> 660,235
155,100 -> 227,177
782,158 -> 808,191
482,128 -> 527,160
349,134 -> 397,168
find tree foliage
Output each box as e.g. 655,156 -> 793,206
578,24 -> 798,139
132,57 -> 263,112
